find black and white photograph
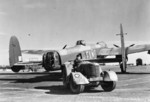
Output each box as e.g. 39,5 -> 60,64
0,0 -> 150,102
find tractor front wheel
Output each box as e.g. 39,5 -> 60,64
69,76 -> 85,94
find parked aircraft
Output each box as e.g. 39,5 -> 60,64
9,24 -> 150,73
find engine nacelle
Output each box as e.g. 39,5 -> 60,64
42,51 -> 61,71
42,52 -> 54,71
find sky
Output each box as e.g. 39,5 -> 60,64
0,0 -> 150,65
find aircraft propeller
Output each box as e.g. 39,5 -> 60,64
128,44 -> 135,48
63,44 -> 67,49
113,44 -> 120,48
113,44 -> 135,48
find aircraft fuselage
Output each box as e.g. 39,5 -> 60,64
42,42 -> 107,71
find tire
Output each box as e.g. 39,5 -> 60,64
43,66 -> 50,72
120,62 -> 126,73
11,66 -> 20,73
69,76 -> 85,94
101,81 -> 116,92
62,67 -> 69,89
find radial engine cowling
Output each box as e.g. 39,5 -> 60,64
42,52 -> 54,71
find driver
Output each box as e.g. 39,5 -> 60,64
73,53 -> 82,69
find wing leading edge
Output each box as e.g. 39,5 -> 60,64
98,44 -> 150,56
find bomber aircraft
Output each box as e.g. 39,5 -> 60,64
9,24 -> 150,73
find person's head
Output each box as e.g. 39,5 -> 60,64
76,54 -> 81,60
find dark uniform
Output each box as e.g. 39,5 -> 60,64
73,54 -> 82,70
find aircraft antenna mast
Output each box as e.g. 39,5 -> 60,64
116,24 -> 127,73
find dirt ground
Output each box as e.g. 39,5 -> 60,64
0,65 -> 150,102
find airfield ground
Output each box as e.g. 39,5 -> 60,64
0,65 -> 150,102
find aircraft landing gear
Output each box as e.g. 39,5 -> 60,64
11,66 -> 20,72
11,66 -> 24,73
119,61 -> 127,73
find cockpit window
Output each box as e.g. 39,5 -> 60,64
76,40 -> 86,46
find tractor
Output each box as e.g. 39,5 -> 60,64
62,61 -> 118,94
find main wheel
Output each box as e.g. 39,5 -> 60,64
69,76 -> 85,94
101,81 -> 116,92
11,66 -> 20,73
120,62 -> 126,73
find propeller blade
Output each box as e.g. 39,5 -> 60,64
128,44 -> 135,47
62,45 -> 67,49
113,44 -> 120,48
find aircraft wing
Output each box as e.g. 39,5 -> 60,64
15,50 -> 44,66
13,61 -> 42,66
98,44 -> 150,56
22,50 -> 56,55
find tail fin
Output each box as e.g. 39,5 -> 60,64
9,36 -> 22,67
120,23 -> 123,34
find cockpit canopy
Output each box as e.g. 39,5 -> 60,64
76,40 -> 86,46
